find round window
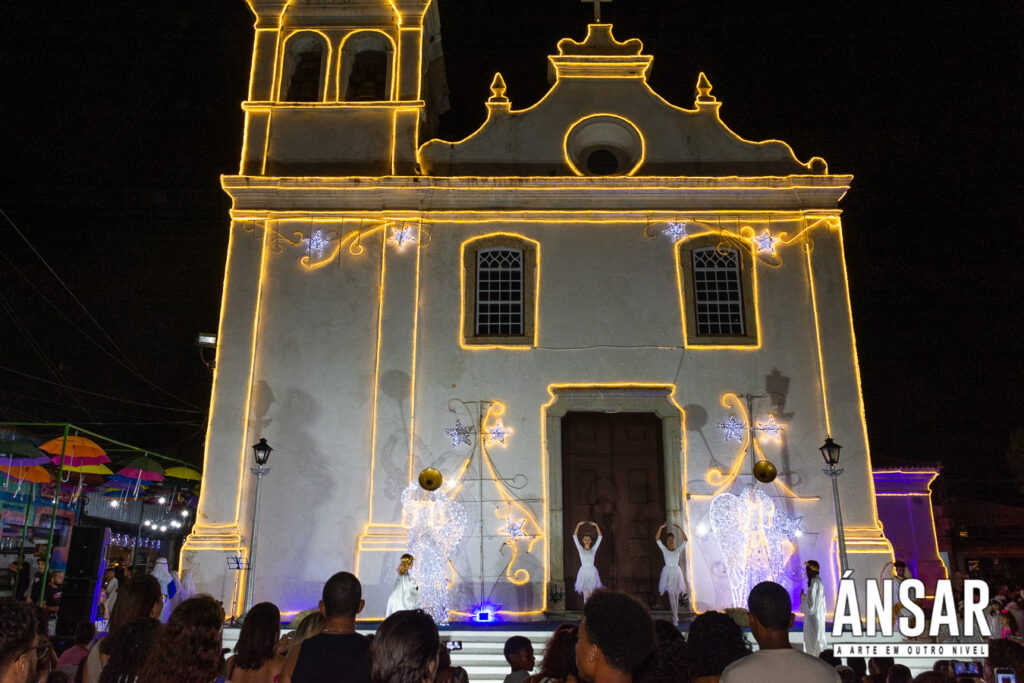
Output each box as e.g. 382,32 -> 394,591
564,115 -> 644,176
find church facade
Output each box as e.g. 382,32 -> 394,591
183,0 -> 895,621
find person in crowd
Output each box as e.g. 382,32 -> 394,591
0,599 -> 39,683
801,560 -> 828,656
986,597 -> 1007,640
136,595 -> 226,683
818,649 -> 839,668
82,574 -> 163,683
9,560 -> 30,602
985,638 -> 1024,681
847,657 -> 867,682
503,636 -> 535,683
654,524 -> 687,626
686,611 -> 750,683
1005,585 -> 1024,635
385,554 -> 420,617
999,610 -> 1018,639
867,656 -> 895,683
368,609 -> 439,683
908,673 -> 953,683
33,604 -> 57,683
573,522 -> 603,604
28,559 -> 46,605
42,572 -> 62,620
527,624 -> 578,683
95,617 -> 160,683
435,646 -> 469,683
225,602 -> 286,683
886,664 -> 912,683
720,581 -> 839,683
835,665 -> 857,683
575,589 -> 655,683
280,571 -> 370,683
55,622 -> 94,668
288,611 -> 326,650
635,619 -> 688,683
891,562 -> 912,638
98,569 -> 118,621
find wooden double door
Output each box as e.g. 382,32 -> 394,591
561,412 -> 666,610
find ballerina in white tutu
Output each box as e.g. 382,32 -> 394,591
572,520 -> 603,604
385,553 -> 420,616
655,522 -> 688,625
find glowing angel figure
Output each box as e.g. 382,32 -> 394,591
710,487 -> 800,607
401,482 -> 467,625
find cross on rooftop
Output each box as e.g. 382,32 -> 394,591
582,0 -> 611,23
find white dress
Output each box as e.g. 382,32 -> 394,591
385,572 -> 419,616
573,535 -> 603,595
656,539 -> 686,595
800,575 -> 828,656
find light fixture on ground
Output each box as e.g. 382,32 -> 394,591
820,436 -> 848,572
243,437 -> 273,615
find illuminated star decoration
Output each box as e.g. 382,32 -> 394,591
717,415 -> 747,442
389,224 -> 416,248
443,420 -> 474,447
664,220 -> 689,242
756,415 -> 785,441
307,229 -> 329,257
500,516 -> 527,543
755,229 -> 778,255
484,420 -> 512,446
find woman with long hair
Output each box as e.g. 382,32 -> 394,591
385,554 -> 420,617
527,623 -> 579,683
369,609 -> 439,683
136,595 -> 226,683
83,574 -> 163,683
95,617 -> 161,683
225,602 -> 286,683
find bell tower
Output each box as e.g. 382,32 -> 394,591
238,0 -> 446,176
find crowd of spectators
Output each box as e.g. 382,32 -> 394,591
3,571 -> 1024,683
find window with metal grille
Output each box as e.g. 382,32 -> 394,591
692,247 -> 745,336
476,248 -> 524,336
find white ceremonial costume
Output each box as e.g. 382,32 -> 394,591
656,539 -> 686,596
801,575 -> 828,656
385,572 -> 420,616
150,558 -> 183,623
573,535 -> 603,598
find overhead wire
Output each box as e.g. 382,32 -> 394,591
0,365 -> 205,414
0,208 -> 202,410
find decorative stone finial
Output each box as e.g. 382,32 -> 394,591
695,72 -> 716,105
488,72 -> 509,105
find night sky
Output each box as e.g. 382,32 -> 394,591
2,2 -> 1022,500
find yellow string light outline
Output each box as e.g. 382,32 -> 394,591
334,29 -> 399,102
407,223 -> 422,482
275,30 -> 333,103
703,392 -> 810,499
458,233 -> 541,350
562,113 -> 646,177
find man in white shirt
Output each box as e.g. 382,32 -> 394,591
800,560 -> 829,656
721,581 -> 840,683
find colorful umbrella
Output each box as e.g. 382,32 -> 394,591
0,464 -> 53,484
163,466 -> 201,482
117,455 -> 164,483
0,432 -> 49,465
40,436 -> 110,467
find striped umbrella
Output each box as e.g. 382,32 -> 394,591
40,436 -> 110,467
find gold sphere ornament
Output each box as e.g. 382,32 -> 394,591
753,460 -> 778,484
418,467 -> 442,491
